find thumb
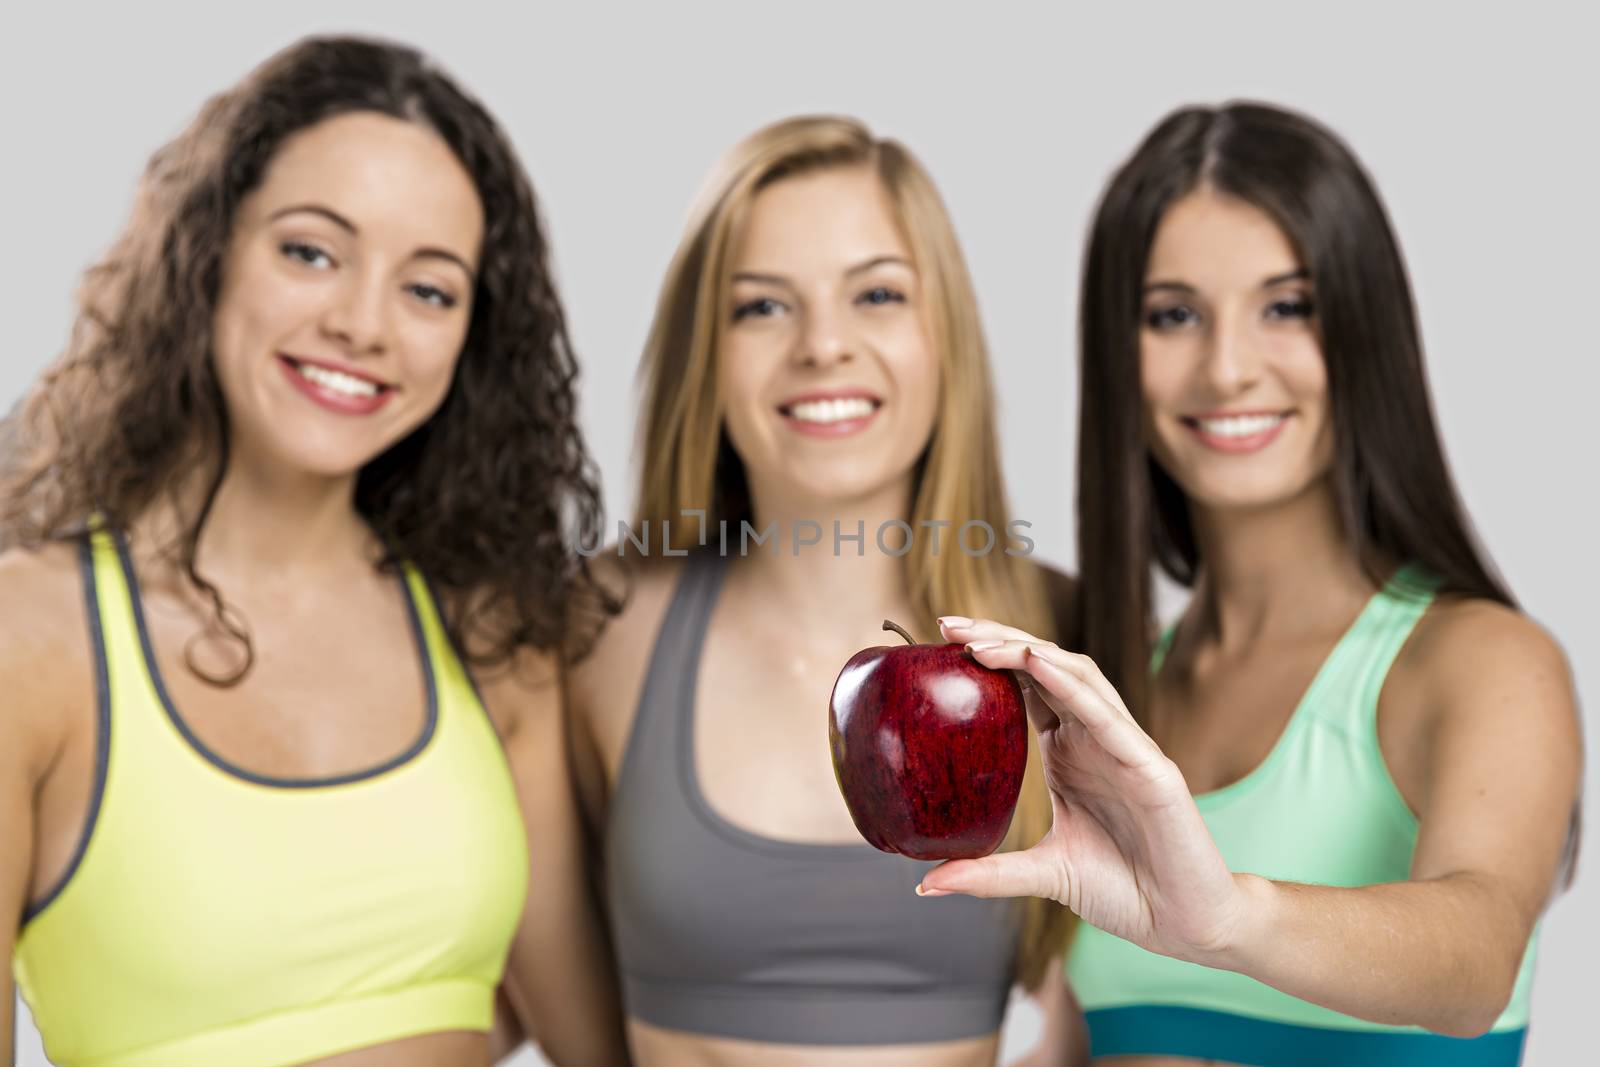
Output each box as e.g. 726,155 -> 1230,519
915,844 -> 1063,903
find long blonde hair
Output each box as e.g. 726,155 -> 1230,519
633,115 -> 1072,987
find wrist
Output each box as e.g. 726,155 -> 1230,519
1198,872 -> 1280,973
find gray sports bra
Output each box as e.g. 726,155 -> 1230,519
605,549 -> 1020,1045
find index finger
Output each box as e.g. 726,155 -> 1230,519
938,616 -> 1048,647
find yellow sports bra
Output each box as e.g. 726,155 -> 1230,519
12,530 -> 530,1067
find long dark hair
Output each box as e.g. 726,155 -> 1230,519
1077,101 -> 1514,722
1078,101 -> 1581,884
1,35 -> 616,676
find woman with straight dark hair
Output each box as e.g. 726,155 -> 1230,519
2,35 -> 625,1066
920,102 -> 1581,1066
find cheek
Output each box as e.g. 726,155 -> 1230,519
1138,337 -> 1210,479
400,321 -> 473,409
1283,339 -> 1329,410
880,320 -> 940,435
715,334 -> 780,439
1138,333 -> 1188,406
1271,334 -> 1331,434
1138,338 -> 1189,436
210,269 -> 280,399
1288,344 -> 1334,472
904,367 -> 940,446
210,248 -> 318,379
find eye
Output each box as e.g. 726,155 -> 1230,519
732,297 -> 786,322
856,286 -> 906,307
280,240 -> 334,270
1144,304 -> 1199,330
406,282 -> 458,309
1265,297 -> 1315,320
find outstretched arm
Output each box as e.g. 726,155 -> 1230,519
923,611 -> 1580,1038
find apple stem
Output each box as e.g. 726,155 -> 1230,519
882,619 -> 917,646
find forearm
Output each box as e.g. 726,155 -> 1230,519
1208,872 -> 1527,1037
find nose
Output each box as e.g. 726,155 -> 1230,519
318,270 -> 390,356
794,301 -> 853,369
1200,306 -> 1264,395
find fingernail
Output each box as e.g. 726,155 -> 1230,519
966,640 -> 1002,652
915,882 -> 949,898
938,616 -> 973,629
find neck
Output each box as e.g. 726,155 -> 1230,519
1186,476 -> 1378,652
733,478 -> 920,635
137,441 -> 374,586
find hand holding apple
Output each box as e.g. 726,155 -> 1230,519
828,619 -> 1028,861
916,616 -> 1250,968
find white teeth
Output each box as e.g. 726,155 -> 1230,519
1195,413 -> 1284,438
295,362 -> 380,399
788,397 -> 876,424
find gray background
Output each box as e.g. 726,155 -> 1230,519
6,2 -> 1594,1064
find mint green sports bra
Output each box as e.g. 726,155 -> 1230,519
1065,565 -> 1537,1065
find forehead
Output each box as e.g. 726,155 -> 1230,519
1145,187 -> 1302,290
731,165 -> 911,274
245,110 -> 484,260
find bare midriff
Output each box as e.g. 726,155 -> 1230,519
628,1018 -> 1001,1067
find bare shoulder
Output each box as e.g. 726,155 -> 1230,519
1402,595 -> 1573,704
0,541 -> 92,775
1392,593 -> 1579,751
469,640 -> 563,742
566,549 -> 688,758
567,550 -> 686,695
457,549 -> 688,772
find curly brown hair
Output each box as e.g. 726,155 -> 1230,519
0,35 -> 616,676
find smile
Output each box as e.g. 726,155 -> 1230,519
1180,411 -> 1291,453
776,393 -> 883,439
278,355 -> 396,415
785,397 -> 878,424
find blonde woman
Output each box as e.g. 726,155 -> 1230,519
563,117 -> 1082,1066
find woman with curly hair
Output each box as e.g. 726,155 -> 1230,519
2,36 -> 625,1067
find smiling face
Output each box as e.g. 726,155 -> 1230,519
1139,187 -> 1334,513
716,165 -> 940,513
209,110 -> 484,481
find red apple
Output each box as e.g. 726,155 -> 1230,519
828,620 -> 1027,860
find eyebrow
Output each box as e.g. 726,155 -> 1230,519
268,203 -> 477,281
1143,268 -> 1310,295
731,253 -> 914,287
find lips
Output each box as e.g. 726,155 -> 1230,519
777,390 -> 883,439
1180,410 -> 1291,454
277,355 -> 396,416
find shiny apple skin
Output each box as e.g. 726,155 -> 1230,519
828,641 -> 1027,860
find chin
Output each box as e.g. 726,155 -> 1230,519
793,463 -> 912,507
1182,471 -> 1324,514
258,433 -> 394,481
